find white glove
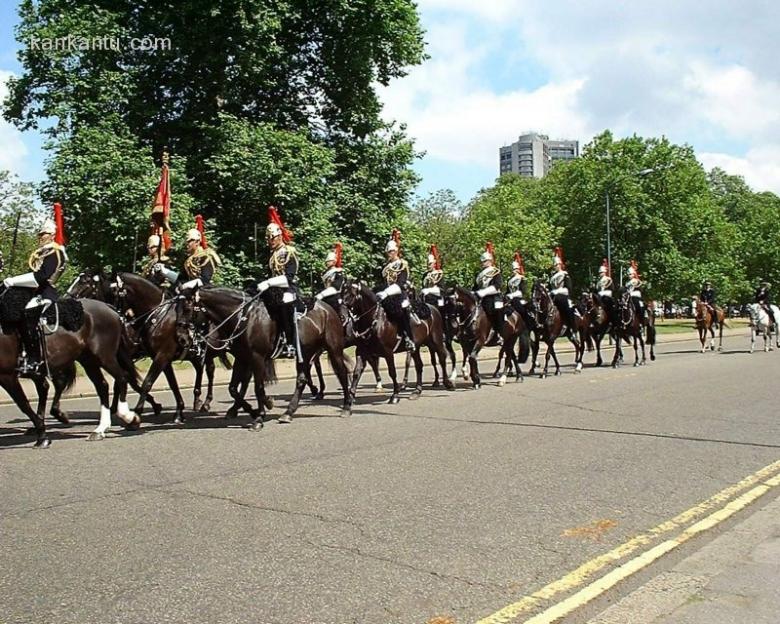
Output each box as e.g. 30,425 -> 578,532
180,278 -> 202,291
257,280 -> 270,293
377,291 -> 387,301
4,273 -> 38,288
3,277 -> 13,288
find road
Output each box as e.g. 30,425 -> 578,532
1,333 -> 779,624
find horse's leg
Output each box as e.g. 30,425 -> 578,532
49,373 -> 71,426
247,354 -> 267,431
493,349 -> 503,378
324,345 -> 353,417
226,363 -> 254,419
386,353 -> 402,404
3,374 -> 49,448
400,351 -> 411,391
368,355 -> 384,392
97,354 -> 141,431
529,333 -> 541,375
498,344 -> 510,386
595,333 -> 603,367
161,365 -> 187,425
280,362 -> 307,424
80,358 -> 113,442
468,344 -> 482,389
132,353 -> 173,418
461,346 -> 470,382
312,356 -> 326,400
718,319 -> 724,351
550,342 -> 562,376
430,348 -> 441,388
709,325 -> 715,351
750,327 -> 755,353
409,347 -> 424,399
432,336 -> 454,391
447,337 -> 458,382
350,352 -> 368,397
569,334 -> 583,373
191,358 -> 204,412
201,353 -> 216,412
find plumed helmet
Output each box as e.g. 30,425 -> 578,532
481,241 -> 495,263
39,219 -> 56,235
186,228 -> 201,243
427,253 -> 436,265
266,222 -> 283,240
325,250 -> 337,263
599,265 -> 607,274
480,250 -> 494,262
385,239 -> 399,252
512,251 -> 525,273
147,234 -> 161,248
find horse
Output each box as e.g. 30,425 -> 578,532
342,280 -> 453,403
0,288 -> 141,447
449,286 -> 528,388
612,291 -> 656,366
747,303 -> 780,352
580,291 -> 615,366
693,296 -> 727,352
529,281 -> 584,378
67,271 -> 195,424
192,286 -> 352,427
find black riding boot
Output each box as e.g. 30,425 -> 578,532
282,305 -> 298,359
491,312 -> 505,345
767,306 -> 777,327
19,308 -> 45,377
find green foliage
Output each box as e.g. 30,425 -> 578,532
0,171 -> 42,275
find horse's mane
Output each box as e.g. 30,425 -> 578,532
454,285 -> 476,303
117,271 -> 168,298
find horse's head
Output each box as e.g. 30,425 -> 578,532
173,292 -> 196,350
342,279 -> 375,313
66,270 -> 102,300
532,280 -> 551,311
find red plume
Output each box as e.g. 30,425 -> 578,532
553,245 -> 566,269
391,228 -> 402,255
429,244 -> 441,270
630,259 -> 640,279
514,251 -> 525,275
268,206 -> 293,243
485,241 -> 495,257
334,241 -> 343,268
53,202 -> 66,246
195,214 -> 207,249
601,257 -> 610,277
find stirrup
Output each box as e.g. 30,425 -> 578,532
403,336 -> 415,351
17,358 -> 45,378
282,344 -> 297,359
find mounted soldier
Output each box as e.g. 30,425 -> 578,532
474,242 -> 505,345
700,280 -> 718,329
421,244 -> 444,310
2,203 -> 68,376
257,206 -> 299,359
549,245 -> 577,331
754,280 -> 776,327
506,251 -> 534,330
376,229 -> 415,351
315,241 -> 346,321
595,258 -> 617,327
181,215 -> 220,288
625,260 -> 647,322
141,233 -> 171,280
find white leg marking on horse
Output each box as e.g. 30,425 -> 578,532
498,374 -> 507,387
95,405 -> 111,434
116,401 -> 135,424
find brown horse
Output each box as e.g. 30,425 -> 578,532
580,291 -> 616,366
0,290 -> 141,447
529,281 -> 584,377
192,286 -> 352,428
450,286 -> 529,388
342,280 -> 453,403
612,292 -> 656,366
693,296 -> 726,352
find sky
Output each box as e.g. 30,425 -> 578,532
1,1 -> 779,203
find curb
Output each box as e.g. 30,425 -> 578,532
0,327 -> 752,406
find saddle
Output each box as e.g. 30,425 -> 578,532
0,287 -> 84,333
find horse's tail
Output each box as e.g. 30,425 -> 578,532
265,356 -> 277,384
518,330 -> 530,364
117,334 -> 140,386
53,362 -> 78,394
218,352 -> 233,370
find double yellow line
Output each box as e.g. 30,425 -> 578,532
477,458 -> 780,624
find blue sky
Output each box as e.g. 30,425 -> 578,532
2,1 -> 779,202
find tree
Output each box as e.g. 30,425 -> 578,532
0,170 -> 41,275
3,0 -> 426,277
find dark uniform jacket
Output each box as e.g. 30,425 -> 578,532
755,286 -> 771,305
29,243 -> 67,300
184,248 -> 221,285
382,259 -> 409,291
474,267 -> 503,311
269,244 -> 299,294
701,287 -> 716,305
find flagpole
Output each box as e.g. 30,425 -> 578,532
132,227 -> 139,273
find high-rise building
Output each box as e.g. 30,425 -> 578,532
499,133 -> 579,178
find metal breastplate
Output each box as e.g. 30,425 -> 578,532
476,266 -> 499,289
382,259 -> 407,285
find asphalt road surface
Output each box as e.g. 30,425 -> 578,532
2,333 -> 779,624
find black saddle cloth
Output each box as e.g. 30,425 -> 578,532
0,287 -> 84,333
381,295 -> 432,322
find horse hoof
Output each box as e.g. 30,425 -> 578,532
555,371 -> 562,376
340,408 -> 352,418
409,390 -> 422,400
432,380 -> 440,388
33,438 -> 51,449
474,383 -> 481,390
225,408 -> 238,420
309,387 -> 321,398
313,392 -> 325,401
388,395 -> 400,405
125,414 -> 141,431
248,420 -> 264,431
540,373 -> 546,379
277,414 -> 292,424
263,396 -> 275,410
199,403 -> 211,413
497,378 -> 506,387
444,380 -> 455,391
173,415 -> 185,426
650,354 -> 656,361
193,400 -> 202,412
52,411 -> 70,425
87,432 -> 105,442
374,383 -> 385,393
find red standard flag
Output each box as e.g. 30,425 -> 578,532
150,152 -> 172,253
53,202 -> 66,246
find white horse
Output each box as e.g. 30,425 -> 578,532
748,303 -> 780,352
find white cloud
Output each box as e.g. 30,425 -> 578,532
0,70 -> 29,176
384,1 -> 780,195
700,147 -> 780,195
